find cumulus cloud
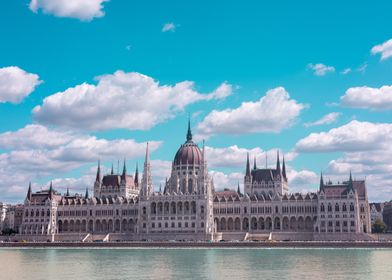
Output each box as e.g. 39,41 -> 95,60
29,0 -> 108,21
296,120 -> 392,153
340,85 -> 392,110
304,112 -> 341,127
296,120 -> 392,201
162,22 -> 176,32
307,63 -> 335,76
210,171 -> 243,191
371,38 -> 392,61
196,87 -> 304,139
205,145 -> 296,169
0,66 -> 42,104
0,124 -> 160,202
287,169 -> 319,193
33,71 -> 232,131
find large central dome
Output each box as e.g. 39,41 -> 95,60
173,121 -> 202,166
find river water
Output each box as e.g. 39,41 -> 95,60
0,248 -> 392,280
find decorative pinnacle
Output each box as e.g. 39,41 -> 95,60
186,118 -> 192,141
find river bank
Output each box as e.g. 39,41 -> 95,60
1,241 -> 392,248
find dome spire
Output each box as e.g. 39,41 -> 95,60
186,117 -> 192,142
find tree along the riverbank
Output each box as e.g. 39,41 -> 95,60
372,219 -> 387,233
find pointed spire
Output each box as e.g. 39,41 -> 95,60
237,182 -> 242,196
348,170 -> 354,191
276,150 -> 281,174
49,181 -> 53,200
141,142 -> 153,196
245,152 -> 251,176
96,160 -> 101,182
122,158 -> 127,178
134,162 -> 139,186
186,117 -> 192,142
320,172 -> 324,190
111,162 -> 114,175
66,187 -> 70,196
159,183 -> 162,193
164,177 -> 168,194
26,182 -> 32,201
253,156 -> 257,170
282,155 -> 287,180
85,188 -> 89,199
145,142 -> 150,164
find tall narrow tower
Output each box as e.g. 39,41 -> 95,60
141,142 -> 153,196
93,160 -> 101,197
244,153 -> 252,195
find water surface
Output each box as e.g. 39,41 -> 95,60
0,248 -> 392,280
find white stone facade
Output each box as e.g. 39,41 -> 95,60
14,124 -> 372,241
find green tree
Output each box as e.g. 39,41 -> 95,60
372,219 -> 387,233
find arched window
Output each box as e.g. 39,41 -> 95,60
320,204 -> 325,212
47,209 -> 50,216
335,203 -> 340,212
200,206 -> 204,214
182,179 -> 187,193
343,204 -> 347,212
327,204 -> 332,212
188,179 -> 193,193
350,203 -> 354,212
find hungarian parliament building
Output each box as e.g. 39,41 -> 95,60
6,123 -> 372,242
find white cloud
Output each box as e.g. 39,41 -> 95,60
304,112 -> 341,127
0,66 -> 42,104
287,168 -> 319,193
307,63 -> 335,76
210,171 -> 243,191
162,22 -> 176,32
0,124 -> 161,202
296,120 -> 392,201
371,38 -> 392,61
196,87 -> 304,139
340,85 -> 392,111
33,71 -> 232,131
29,0 -> 108,21
357,63 -> 368,73
205,145 -> 296,169
296,120 -> 392,153
341,68 -> 352,75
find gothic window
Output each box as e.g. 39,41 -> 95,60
143,207 -> 146,215
188,179 -> 193,193
327,204 -> 332,212
320,204 -> 325,212
343,204 -> 347,212
335,204 -> 340,212
200,206 -> 204,214
350,204 -> 354,212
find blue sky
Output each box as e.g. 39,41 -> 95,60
1,0 -> 392,202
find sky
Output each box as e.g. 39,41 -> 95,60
1,0 -> 392,203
